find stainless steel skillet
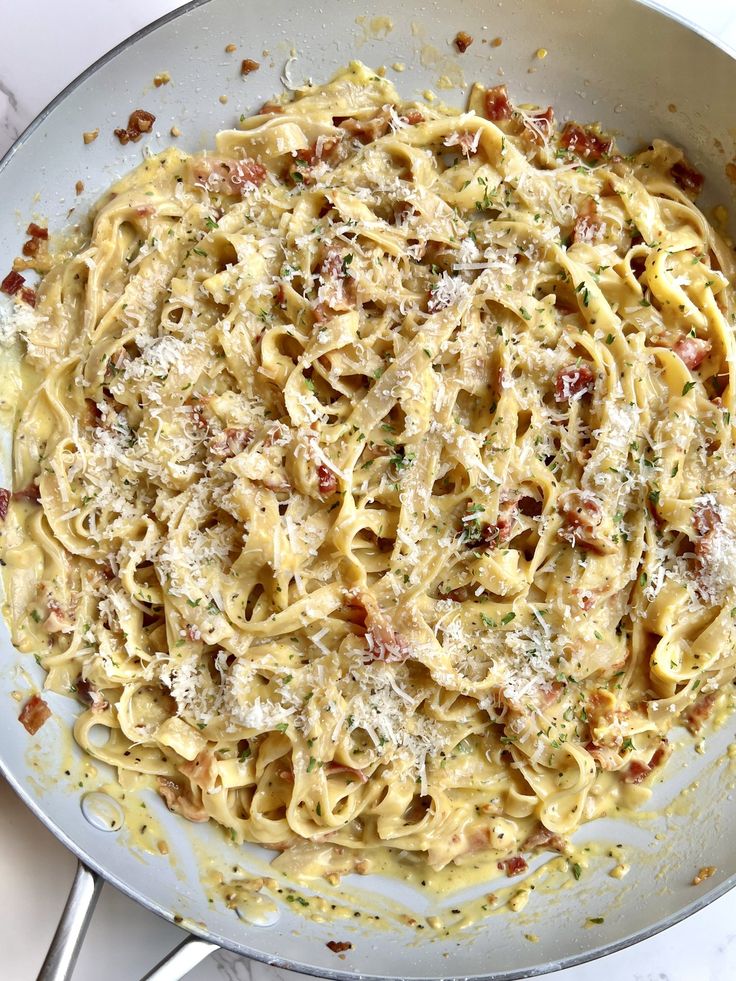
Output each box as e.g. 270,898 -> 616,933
2,1 -> 736,978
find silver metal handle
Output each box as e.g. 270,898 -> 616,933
37,861 -> 103,981
37,859 -> 219,981
140,937 -> 220,981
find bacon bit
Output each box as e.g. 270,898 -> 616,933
403,109 -> 424,125
12,483 -> 40,503
76,678 -> 109,713
317,463 -> 338,496
22,237 -> 41,258
290,136 -> 344,184
75,180 -> 85,195
240,58 -> 260,75
0,488 -> 10,521
587,741 -> 620,771
190,156 -> 266,194
649,739 -> 670,770
693,500 -> 721,537
181,750 -> 218,792
157,777 -> 208,822
455,31 -> 473,52
18,694 -> 51,735
572,198 -> 604,244
19,287 -> 36,307
623,759 -> 651,784
692,865 -> 717,885
673,335 -> 711,370
555,363 -> 595,402
225,43 -> 237,53
114,109 -> 156,145
444,130 -> 481,156
346,590 -> 410,663
558,489 -> 609,554
259,101 -> 284,115
82,129 -> 99,145
326,941 -> 353,954
210,426 -> 253,458
325,762 -> 368,783
498,855 -> 528,877
560,122 -> 612,161
134,204 -> 155,217
484,84 -> 512,121
26,222 -> 48,240
682,692 -> 718,734
522,106 -> 555,145
1,270 -> 25,296
338,108 -> 391,143
524,824 -> 567,853
672,160 -> 704,196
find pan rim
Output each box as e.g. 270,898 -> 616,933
1,0 -> 736,977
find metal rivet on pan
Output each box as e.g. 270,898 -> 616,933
81,791 -> 124,832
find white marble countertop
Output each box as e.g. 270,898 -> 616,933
2,2 -> 736,979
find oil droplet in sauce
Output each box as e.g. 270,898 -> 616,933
81,791 -> 124,832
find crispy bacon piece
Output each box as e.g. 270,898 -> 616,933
346,590 -> 409,662
1,270 -> 25,296
572,198 -> 605,244
317,463 -> 338,496
76,678 -> 109,712
455,31 -> 473,52
157,776 -> 208,822
672,160 -> 704,196
181,750 -> 217,792
444,130 -> 480,156
259,101 -> 284,115
403,109 -> 424,125
497,855 -> 528,877
326,941 -> 352,954
558,489 -> 608,553
314,248 -> 356,321
114,109 -> 156,145
240,58 -> 260,75
624,759 -> 650,784
290,136 -> 344,184
623,740 -> 670,783
22,238 -> 41,257
693,499 -> 721,537
190,156 -> 267,195
484,84 -> 512,121
522,106 -> 555,145
18,694 -> 51,735
673,335 -> 711,370
45,597 -> 72,634
209,426 -> 254,458
555,363 -> 595,402
338,108 -> 391,143
682,691 -> 718,734
524,824 -> 567,854
587,742 -> 620,771
325,762 -> 368,783
19,287 -> 36,307
26,223 -> 48,239
0,488 -> 9,520
560,122 -> 612,161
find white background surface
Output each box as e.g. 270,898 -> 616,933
2,1 -> 736,979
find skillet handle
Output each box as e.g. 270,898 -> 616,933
37,861 -> 103,981
140,937 -> 220,980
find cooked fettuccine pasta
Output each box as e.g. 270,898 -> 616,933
3,62 -> 736,876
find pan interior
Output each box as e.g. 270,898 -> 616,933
1,1 -> 736,977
